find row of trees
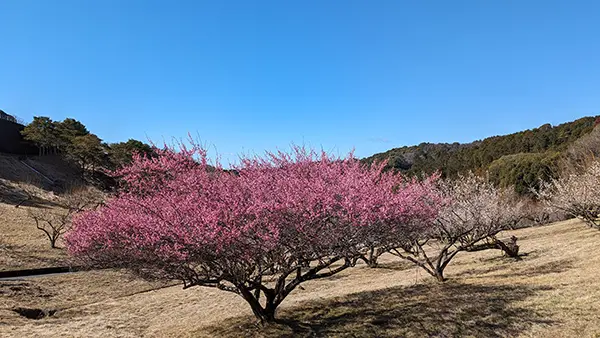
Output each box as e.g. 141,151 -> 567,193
66,146 -> 528,324
21,116 -> 154,175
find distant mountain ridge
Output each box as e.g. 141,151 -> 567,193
363,116 -> 599,194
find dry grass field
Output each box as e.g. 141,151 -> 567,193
2,194 -> 600,337
0,202 -> 69,271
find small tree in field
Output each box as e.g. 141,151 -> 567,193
29,187 -> 102,248
537,161 -> 600,229
389,173 -> 524,282
66,146 -> 441,324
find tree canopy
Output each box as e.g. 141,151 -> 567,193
20,116 -> 153,176
108,139 -> 155,168
66,145 -> 442,323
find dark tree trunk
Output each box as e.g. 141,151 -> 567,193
367,260 -> 379,268
231,257 -> 352,325
239,287 -> 278,325
495,237 -> 520,259
367,247 -> 379,268
433,268 -> 446,282
360,247 -> 385,268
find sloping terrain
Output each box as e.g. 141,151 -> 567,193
364,116 -> 598,180
0,154 -> 82,190
1,219 -> 599,337
0,153 -> 87,271
0,202 -> 69,271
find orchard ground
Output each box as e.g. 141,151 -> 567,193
1,197 -> 600,337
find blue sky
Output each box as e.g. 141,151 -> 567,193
1,1 -> 600,163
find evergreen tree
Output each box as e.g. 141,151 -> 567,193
21,116 -> 59,156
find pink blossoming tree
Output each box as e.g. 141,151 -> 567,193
66,145 -> 441,324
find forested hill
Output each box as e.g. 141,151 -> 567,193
364,116 -> 600,194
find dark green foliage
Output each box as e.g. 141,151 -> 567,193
107,139 -> 155,168
55,118 -> 89,149
67,134 -> 106,173
20,117 -> 152,179
488,152 -> 560,195
21,117 -> 59,156
364,116 -> 599,194
21,117 -> 91,156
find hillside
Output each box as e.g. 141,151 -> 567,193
364,116 -> 599,193
2,114 -> 600,337
1,219 -> 599,337
5,112 -> 598,197
0,154 -> 84,204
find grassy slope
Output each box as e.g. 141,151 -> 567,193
0,202 -> 69,271
0,154 -> 82,186
1,219 -> 599,337
0,153 -> 88,270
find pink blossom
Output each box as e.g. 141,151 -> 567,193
66,145 -> 441,323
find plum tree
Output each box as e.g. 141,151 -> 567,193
537,160 -> 600,229
66,145 -> 441,324
388,173 -> 525,282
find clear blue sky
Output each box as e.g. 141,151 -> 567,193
1,1 -> 599,163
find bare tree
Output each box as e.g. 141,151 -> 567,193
388,173 -> 525,282
537,160 -> 600,229
28,187 -> 103,248
562,124 -> 600,173
519,199 -> 566,226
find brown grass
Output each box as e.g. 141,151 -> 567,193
0,200 -> 72,271
0,154 -> 82,186
1,215 -> 600,337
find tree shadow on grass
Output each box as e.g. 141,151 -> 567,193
372,260 -> 414,271
200,281 -> 555,338
0,179 -> 60,208
453,258 -> 574,280
0,242 -> 67,270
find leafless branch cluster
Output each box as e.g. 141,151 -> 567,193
389,173 -> 526,281
562,125 -> 600,173
28,187 -> 104,248
537,160 -> 600,229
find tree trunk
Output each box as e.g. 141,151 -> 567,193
249,302 -> 276,324
433,268 -> 446,282
367,247 -> 379,268
239,287 -> 277,325
367,260 -> 379,268
495,237 -> 520,259
260,304 -> 276,324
